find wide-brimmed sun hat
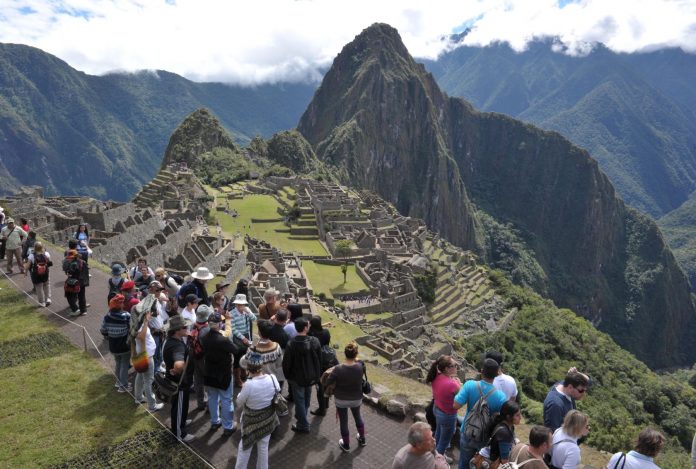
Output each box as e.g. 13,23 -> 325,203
191,266 -> 214,281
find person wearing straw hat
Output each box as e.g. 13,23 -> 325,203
1,218 -> 27,275
177,266 -> 214,309
163,315 -> 195,443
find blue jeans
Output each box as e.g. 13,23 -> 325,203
459,433 -> 484,469
290,381 -> 312,431
207,381 -> 234,430
114,352 -> 130,388
434,406 -> 457,455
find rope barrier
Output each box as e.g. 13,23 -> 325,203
0,270 -> 216,469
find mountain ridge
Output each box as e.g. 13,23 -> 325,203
298,23 -> 696,368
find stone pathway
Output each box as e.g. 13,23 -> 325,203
1,262 -> 420,469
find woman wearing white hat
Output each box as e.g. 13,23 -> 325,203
176,266 -> 214,309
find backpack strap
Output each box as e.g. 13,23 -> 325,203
612,453 -> 627,469
477,381 -> 496,399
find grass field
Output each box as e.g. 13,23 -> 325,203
0,280 -> 155,467
209,192 -> 327,256
302,260 -> 369,298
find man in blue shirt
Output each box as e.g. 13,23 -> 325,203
453,358 -> 508,469
543,368 -> 589,432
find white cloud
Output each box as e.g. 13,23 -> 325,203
1,0 -> 695,84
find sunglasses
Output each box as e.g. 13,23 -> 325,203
577,388 -> 587,394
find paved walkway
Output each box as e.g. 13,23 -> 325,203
2,260 -> 419,469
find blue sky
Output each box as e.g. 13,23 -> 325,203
1,0 -> 694,84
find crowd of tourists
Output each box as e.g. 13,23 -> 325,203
413,353 -> 670,469
1,215 -> 689,469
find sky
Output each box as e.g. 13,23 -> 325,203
1,0 -> 695,85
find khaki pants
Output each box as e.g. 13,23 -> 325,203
6,247 -> 22,273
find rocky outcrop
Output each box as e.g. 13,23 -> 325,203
267,130 -> 320,173
297,23 -> 696,368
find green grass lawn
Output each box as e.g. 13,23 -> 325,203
208,192 -> 327,256
0,280 -> 156,467
302,260 -> 369,298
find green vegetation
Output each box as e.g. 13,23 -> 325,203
458,272 -> 695,466
334,239 -> 354,283
364,312 -> 394,322
303,260 -> 369,299
208,193 -> 327,256
0,279 -> 155,467
413,269 -> 437,304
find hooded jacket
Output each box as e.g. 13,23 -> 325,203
100,309 -> 131,354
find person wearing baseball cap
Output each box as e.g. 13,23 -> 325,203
2,217 -> 27,275
163,314 -> 195,443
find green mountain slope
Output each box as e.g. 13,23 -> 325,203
297,23 -> 696,369
428,41 -> 696,219
0,43 -> 315,201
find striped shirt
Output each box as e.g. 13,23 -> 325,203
230,307 -> 256,341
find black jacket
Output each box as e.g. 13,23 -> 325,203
282,335 -> 321,386
270,323 -> 289,349
200,329 -> 237,390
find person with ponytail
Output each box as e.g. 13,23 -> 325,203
487,400 -> 522,466
425,355 -> 462,459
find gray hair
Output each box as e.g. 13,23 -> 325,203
263,288 -> 278,301
407,422 -> 431,446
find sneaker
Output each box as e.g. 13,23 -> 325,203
291,424 -> 310,434
45,299 -> 51,306
180,434 -> 195,443
222,426 -> 237,436
185,419 -> 192,426
310,409 -> 326,416
38,302 -> 45,307
148,403 -> 164,412
338,439 -> 350,452
79,310 -> 87,316
126,384 -> 133,392
5,270 -> 13,275
134,398 -> 146,405
357,433 -> 366,447
210,422 -> 222,431
117,387 -> 128,393
68,310 -> 80,318
114,383 -> 121,388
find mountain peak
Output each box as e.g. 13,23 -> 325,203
161,108 -> 238,169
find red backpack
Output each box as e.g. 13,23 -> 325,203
33,253 -> 49,277
189,323 -> 207,360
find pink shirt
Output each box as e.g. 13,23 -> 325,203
432,373 -> 461,414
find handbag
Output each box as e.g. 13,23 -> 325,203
425,399 -> 437,432
361,361 -> 372,395
271,374 -> 289,416
64,277 -> 81,293
132,350 -> 149,373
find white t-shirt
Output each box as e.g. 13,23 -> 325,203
236,374 -> 278,410
136,324 -> 157,357
550,428 -> 580,469
607,451 -> 660,469
494,373 -> 518,400
181,308 -> 196,344
149,302 -> 170,331
27,251 -> 51,266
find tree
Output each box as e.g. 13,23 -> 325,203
334,240 -> 354,284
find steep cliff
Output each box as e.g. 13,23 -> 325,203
297,23 -> 696,368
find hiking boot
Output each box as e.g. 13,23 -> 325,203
338,439 -> 350,452
357,433 -> 366,447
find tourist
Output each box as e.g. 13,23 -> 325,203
191,304 -> 211,411
99,294 -> 131,393
149,292 -> 170,372
478,401 -> 521,467
269,310 -> 290,349
163,315 -> 195,443
177,266 -> 214,307
392,422 -> 450,469
509,426 -> 552,469
258,288 -> 280,320
240,320 -> 284,390
62,248 -> 89,317
132,303 -> 164,412
24,241 -> 52,307
212,280 -> 231,311
129,258 -> 154,280
606,428 -> 665,469
154,267 -> 181,298
19,217 -> 30,233
549,410 -> 590,469
74,223 -> 90,260
230,293 -> 257,388
200,311 -> 237,436
108,263 -> 127,302
287,303 -> 304,322
0,206 -> 5,230
453,358 -> 508,469
120,279 -> 139,306
1,218 -> 27,274
325,342 -> 367,452
425,355 -> 461,459
283,311 -> 298,340
234,351 -> 280,469
543,369 -> 590,432
282,317 -> 321,434
135,265 -> 155,296
21,230 -> 37,261
232,279 -> 250,307
485,350 -> 518,402
181,294 -> 200,337
308,315 -> 331,416
211,291 -> 227,330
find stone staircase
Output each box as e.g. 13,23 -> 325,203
132,169 -> 178,208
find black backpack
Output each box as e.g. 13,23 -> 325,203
107,277 -> 125,302
320,344 -> 339,371
63,257 -> 82,277
177,281 -> 196,308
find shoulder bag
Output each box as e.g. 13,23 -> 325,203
361,361 -> 372,395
